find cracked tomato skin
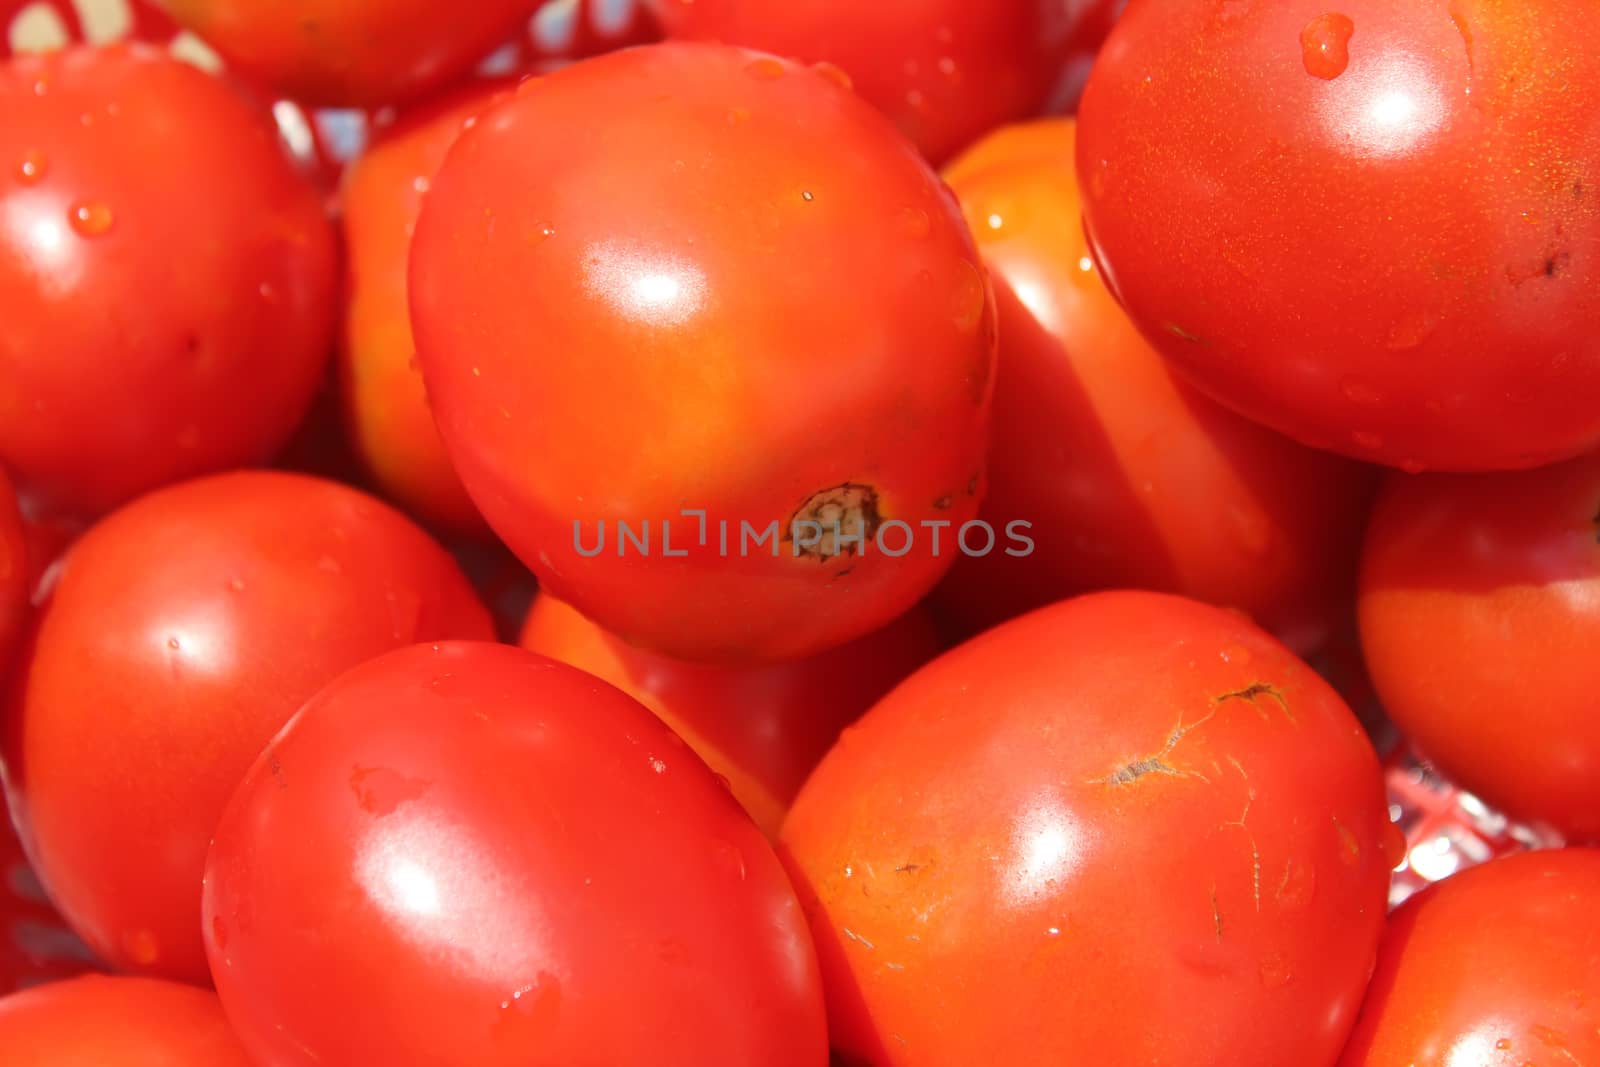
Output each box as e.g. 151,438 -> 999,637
0,975 -> 252,1066
0,471 -> 492,984
0,44 -> 336,517
1358,451 -> 1600,841
339,80 -> 514,539
411,42 -> 996,663
151,0 -> 544,108
933,118 -> 1377,650
203,642 -> 828,1067
1076,0 -> 1600,472
519,594 -> 940,837
1338,849 -> 1600,1067
781,591 -> 1398,1066
0,469 -> 23,673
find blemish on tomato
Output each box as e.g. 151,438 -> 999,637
786,483 -> 882,561
1300,13 -> 1355,81
349,765 -> 431,816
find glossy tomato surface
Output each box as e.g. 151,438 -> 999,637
782,591 -> 1398,1066
0,974 -> 251,1065
152,0 -> 542,107
0,471 -> 492,983
1359,450 -> 1600,840
653,0 -> 1121,163
339,80 -> 512,538
0,44 -> 336,516
1339,849 -> 1600,1066
1077,0 -> 1600,472
0,468 -> 23,671
933,118 -> 1377,649
411,42 -> 995,663
203,642 -> 827,1067
519,594 -> 940,837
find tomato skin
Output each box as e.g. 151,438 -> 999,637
0,471 -> 493,984
0,45 -> 336,517
781,591 -> 1397,1066
1077,0 -> 1600,472
0,974 -> 251,1065
0,469 -> 23,673
519,594 -> 941,837
1358,451 -> 1600,840
1338,849 -> 1600,1066
411,42 -> 995,663
203,641 -> 828,1067
339,81 -> 513,539
151,0 -> 542,107
933,119 -> 1377,649
652,0 -> 1121,164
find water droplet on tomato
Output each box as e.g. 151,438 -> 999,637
69,202 -> 115,237
16,150 -> 47,184
812,61 -> 853,91
1300,13 -> 1355,80
897,206 -> 931,239
744,57 -> 786,82
952,262 -> 987,332
1340,376 -> 1382,406
713,840 -> 747,882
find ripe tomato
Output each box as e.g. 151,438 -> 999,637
150,0 -> 542,107
203,641 -> 828,1066
411,42 -> 996,663
932,118 -> 1377,649
651,0 -> 1121,164
1359,450 -> 1600,840
0,471 -> 493,983
1339,849 -> 1600,1066
0,974 -> 251,1065
1077,0 -> 1600,472
339,80 -> 515,539
519,594 -> 940,837
0,44 -> 336,517
0,468 -> 23,672
781,591 -> 1398,1066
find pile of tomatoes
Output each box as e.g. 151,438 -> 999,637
2,0 -> 1598,1064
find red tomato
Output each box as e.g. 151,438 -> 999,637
1359,450 -> 1600,840
203,641 -> 828,1066
339,81 -> 513,539
1076,0 -> 1600,472
1339,849 -> 1600,1066
0,974 -> 250,1065
652,0 -> 1121,163
0,471 -> 493,984
781,591 -> 1398,1066
0,44 -> 336,516
519,594 -> 941,837
150,0 -> 543,107
933,118 -> 1377,650
411,42 -> 996,663
0,469 -> 23,672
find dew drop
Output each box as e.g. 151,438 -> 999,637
952,261 -> 987,333
744,57 -> 786,82
649,757 -> 667,774
713,840 -> 747,882
16,150 -> 47,184
1496,1039 -> 1513,1051
812,61 -> 853,91
529,222 -> 555,244
1301,13 -> 1355,80
69,202 -> 115,237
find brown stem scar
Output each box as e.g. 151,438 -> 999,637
1211,886 -> 1223,941
1216,682 -> 1295,724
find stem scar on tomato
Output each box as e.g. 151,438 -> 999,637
785,483 -> 882,561
1214,682 -> 1294,724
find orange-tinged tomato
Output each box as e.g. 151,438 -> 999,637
0,975 -> 251,1065
519,594 -> 941,836
782,591 -> 1397,1066
1339,849 -> 1600,1066
411,43 -> 996,663
339,81 -> 514,538
1359,450 -> 1600,840
933,118 -> 1377,649
152,0 -> 544,107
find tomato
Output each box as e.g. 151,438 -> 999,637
411,42 -> 996,663
150,0 -> 542,107
1339,849 -> 1600,1066
1,812 -> 95,995
1076,0 -> 1600,473
0,44 -> 336,517
0,471 -> 493,984
339,81 -> 513,539
781,591 -> 1398,1066
932,118 -> 1377,650
0,468 -> 23,673
0,974 -> 250,1065
651,0 -> 1121,164
203,641 -> 827,1066
519,594 -> 940,837
1358,450 -> 1600,840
